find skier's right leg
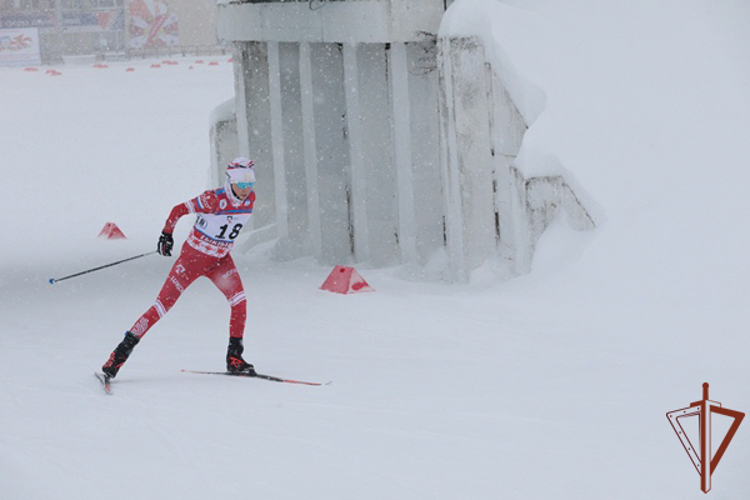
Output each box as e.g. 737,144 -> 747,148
205,254 -> 254,375
102,244 -> 206,378
101,331 -> 140,378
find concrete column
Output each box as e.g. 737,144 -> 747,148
488,66 -> 529,275
209,97 -> 238,188
274,42 -> 310,260
240,42 -> 276,229
437,38 -> 466,281
309,42 -> 351,264
438,36 -> 496,282
343,42 -> 370,262
233,43 -> 252,160
267,41 -> 288,239
389,42 -> 418,264
299,41 -> 322,260
357,43 -> 399,267
406,41 -> 444,265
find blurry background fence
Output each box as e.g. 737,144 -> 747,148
99,44 -> 229,61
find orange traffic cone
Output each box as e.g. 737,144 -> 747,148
98,222 -> 127,239
320,266 -> 374,294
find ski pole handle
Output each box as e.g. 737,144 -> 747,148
49,250 -> 158,284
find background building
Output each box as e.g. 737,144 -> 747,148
0,0 -> 218,63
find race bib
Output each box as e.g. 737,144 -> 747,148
195,213 -> 250,243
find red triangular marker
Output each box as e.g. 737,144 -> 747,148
98,222 -> 127,239
320,266 -> 374,294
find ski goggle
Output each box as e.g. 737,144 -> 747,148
236,182 -> 254,189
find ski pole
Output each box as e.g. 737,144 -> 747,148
49,250 -> 159,285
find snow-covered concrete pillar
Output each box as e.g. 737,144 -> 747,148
487,67 -> 531,275
299,41 -> 323,261
216,1 -> 595,282
406,40 -> 444,266
343,42 -> 370,262
356,43 -> 399,267
209,97 -> 238,188
232,44 -> 251,161
309,43 -> 351,265
235,41 -> 275,230
389,42 -> 418,264
217,0 -> 450,271
437,36 -> 496,282
272,41 -> 310,261
267,41 -> 288,241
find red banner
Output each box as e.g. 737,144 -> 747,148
128,0 -> 179,49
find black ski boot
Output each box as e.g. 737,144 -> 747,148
102,331 -> 140,379
227,337 -> 256,375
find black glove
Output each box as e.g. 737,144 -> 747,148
157,231 -> 174,256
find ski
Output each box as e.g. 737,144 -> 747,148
181,369 -> 329,386
94,372 -> 113,395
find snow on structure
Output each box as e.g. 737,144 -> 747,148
437,35 -> 595,280
209,97 -> 238,188
212,0 -> 595,282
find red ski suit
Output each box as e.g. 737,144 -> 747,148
129,186 -> 255,340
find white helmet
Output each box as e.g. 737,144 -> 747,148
226,157 -> 256,184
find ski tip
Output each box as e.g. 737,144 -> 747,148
94,371 -> 113,395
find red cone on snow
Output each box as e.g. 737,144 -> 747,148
98,222 -> 127,239
320,266 -> 374,294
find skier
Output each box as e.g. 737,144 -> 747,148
101,157 -> 257,379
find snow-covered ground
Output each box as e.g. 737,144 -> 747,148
2,1 -> 750,498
